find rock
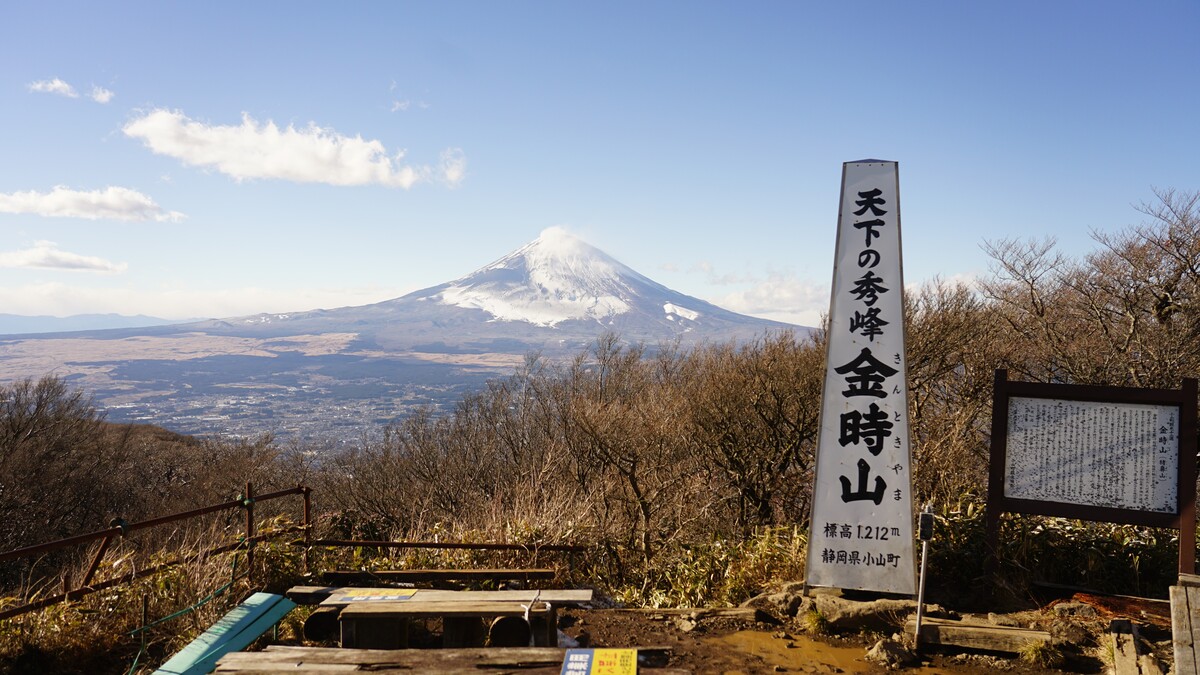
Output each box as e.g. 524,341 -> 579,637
811,595 -> 917,633
674,618 -> 697,632
1049,620 -> 1091,646
557,630 -> 580,648
949,653 -> 1017,671
987,612 -> 1020,627
866,637 -> 917,668
741,581 -> 810,618
1052,601 -> 1097,617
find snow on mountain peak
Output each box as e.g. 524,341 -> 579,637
436,229 -> 660,327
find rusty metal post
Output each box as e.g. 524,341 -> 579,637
244,481 -> 255,579
80,533 -> 116,590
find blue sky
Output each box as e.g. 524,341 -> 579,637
0,1 -> 1196,326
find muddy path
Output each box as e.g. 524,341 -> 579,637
561,608 -> 1082,674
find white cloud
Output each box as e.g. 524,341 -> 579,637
123,109 -> 464,189
390,100 -> 411,112
28,78 -> 79,98
0,186 -> 185,222
90,86 -> 114,104
27,78 -> 114,104
716,271 -> 828,327
439,148 -> 467,186
0,241 -> 127,273
0,282 -> 416,320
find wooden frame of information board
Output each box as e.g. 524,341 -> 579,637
986,369 -> 1198,575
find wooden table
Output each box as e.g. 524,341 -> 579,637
287,585 -> 594,607
285,586 -> 594,649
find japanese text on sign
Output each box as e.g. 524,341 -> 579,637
1005,397 -> 1179,512
806,159 -> 916,590
806,160 -> 916,596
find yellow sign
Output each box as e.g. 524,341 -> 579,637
561,648 -> 637,674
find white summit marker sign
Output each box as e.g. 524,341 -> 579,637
805,160 -> 916,595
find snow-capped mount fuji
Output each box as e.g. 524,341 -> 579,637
410,227 -> 780,333
189,228 -> 797,352
431,227 -> 681,327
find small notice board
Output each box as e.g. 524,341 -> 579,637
986,369 -> 1198,574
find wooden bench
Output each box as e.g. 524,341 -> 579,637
216,645 -> 686,674
154,593 -> 295,675
339,599 -> 557,648
289,587 -> 594,644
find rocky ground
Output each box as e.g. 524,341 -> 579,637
554,583 -> 1176,674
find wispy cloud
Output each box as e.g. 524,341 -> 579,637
28,78 -> 78,98
717,271 -> 828,327
689,260 -> 758,285
28,78 -> 114,103
390,100 -> 411,112
440,148 -> 467,186
0,241 -> 127,273
90,86 -> 114,104
0,186 -> 185,222
123,109 -> 465,189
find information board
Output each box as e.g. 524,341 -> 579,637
985,369 -> 1197,574
1005,397 -> 1178,512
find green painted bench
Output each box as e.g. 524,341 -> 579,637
154,592 -> 296,675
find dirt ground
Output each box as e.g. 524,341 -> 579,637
554,590 -> 1175,674
556,608 -> 1018,674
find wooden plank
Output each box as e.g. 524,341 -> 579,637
1179,573 -> 1200,588
1175,585 -> 1200,675
1109,620 -> 1140,675
215,646 -> 683,673
217,666 -> 691,675
340,600 -> 552,618
905,617 -> 1049,654
285,585 -> 339,605
321,568 -> 556,584
310,586 -> 593,606
1188,585 -> 1200,675
154,592 -> 296,675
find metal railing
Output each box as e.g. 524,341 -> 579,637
0,482 -> 311,622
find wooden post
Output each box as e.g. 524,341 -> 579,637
301,486 -> 312,574
1179,379 -> 1197,576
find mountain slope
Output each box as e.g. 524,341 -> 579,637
186,228 -> 796,353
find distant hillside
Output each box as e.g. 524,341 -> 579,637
0,313 -> 186,335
